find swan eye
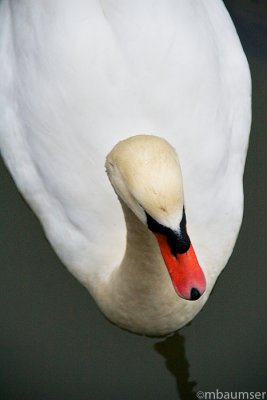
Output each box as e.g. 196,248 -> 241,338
145,209 -> 190,256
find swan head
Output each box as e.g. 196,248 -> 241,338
105,135 -> 206,301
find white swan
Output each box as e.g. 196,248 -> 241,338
0,0 -> 251,336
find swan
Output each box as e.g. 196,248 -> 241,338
0,0 -> 251,336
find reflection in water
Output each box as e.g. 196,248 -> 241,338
154,333 -> 197,400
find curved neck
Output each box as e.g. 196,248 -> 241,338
120,200 -> 163,276
94,200 -> 178,334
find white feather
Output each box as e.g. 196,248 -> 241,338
0,0 -> 251,335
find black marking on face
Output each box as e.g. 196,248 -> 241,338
146,208 -> 190,256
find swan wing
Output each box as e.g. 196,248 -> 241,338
0,0 -> 251,284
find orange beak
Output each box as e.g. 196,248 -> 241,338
154,233 -> 206,300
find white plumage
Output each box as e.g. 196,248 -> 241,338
0,0 -> 251,335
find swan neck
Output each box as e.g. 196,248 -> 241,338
93,200 -> 174,332
120,200 -> 162,273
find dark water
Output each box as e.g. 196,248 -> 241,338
0,1 -> 266,399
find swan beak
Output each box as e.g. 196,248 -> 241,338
154,233 -> 206,301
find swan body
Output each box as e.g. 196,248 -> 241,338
0,0 -> 251,336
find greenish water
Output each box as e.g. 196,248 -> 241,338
1,1 -> 266,399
